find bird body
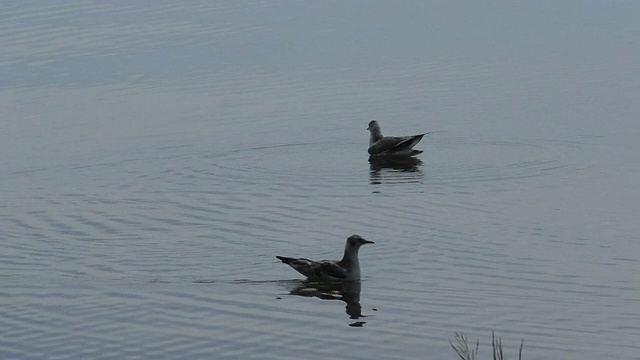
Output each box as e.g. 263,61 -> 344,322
276,235 -> 374,281
367,120 -> 426,157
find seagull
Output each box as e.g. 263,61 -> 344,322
276,235 -> 374,281
367,120 -> 426,157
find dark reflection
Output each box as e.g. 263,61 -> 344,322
285,280 -> 366,325
369,156 -> 423,185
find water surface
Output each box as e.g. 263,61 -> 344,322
2,2 -> 640,359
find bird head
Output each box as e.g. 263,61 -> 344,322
367,120 -> 380,132
347,234 -> 375,248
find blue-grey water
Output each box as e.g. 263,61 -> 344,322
2,2 -> 640,359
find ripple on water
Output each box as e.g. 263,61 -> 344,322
3,0 -> 640,359
420,136 -> 579,192
208,140 -> 369,193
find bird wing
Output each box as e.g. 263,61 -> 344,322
316,261 -> 349,280
277,256 -> 322,278
277,256 -> 348,280
368,134 -> 425,155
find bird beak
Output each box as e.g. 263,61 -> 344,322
362,239 -> 375,244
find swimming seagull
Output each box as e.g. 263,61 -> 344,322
276,235 -> 374,281
367,120 -> 426,157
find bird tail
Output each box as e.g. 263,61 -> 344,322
276,256 -> 295,264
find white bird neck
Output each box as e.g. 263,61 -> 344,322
339,243 -> 364,280
341,245 -> 361,267
369,128 -> 383,146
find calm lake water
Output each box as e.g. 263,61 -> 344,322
2,2 -> 640,359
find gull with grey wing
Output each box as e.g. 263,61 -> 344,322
367,120 -> 426,157
276,235 -> 374,281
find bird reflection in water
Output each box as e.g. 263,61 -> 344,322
285,280 -> 367,327
369,156 -> 423,185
